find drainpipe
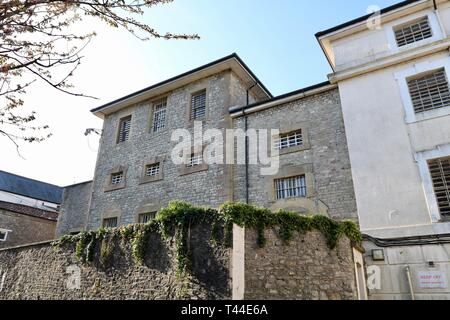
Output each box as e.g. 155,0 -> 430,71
244,82 -> 258,204
432,0 -> 448,38
405,266 -> 415,300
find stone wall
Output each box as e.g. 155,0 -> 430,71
0,225 -> 358,300
233,88 -> 357,221
86,71 -> 257,230
244,229 -> 357,300
0,224 -> 231,300
0,209 -> 56,249
56,181 -> 92,237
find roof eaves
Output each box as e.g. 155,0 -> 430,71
315,0 -> 424,38
90,53 -> 272,114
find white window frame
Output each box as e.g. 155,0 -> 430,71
0,228 -> 11,242
394,56 -> 450,123
385,11 -> 443,53
415,143 -> 450,223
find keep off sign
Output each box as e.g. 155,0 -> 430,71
418,271 -> 448,289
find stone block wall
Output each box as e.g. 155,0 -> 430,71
0,224 -> 231,300
56,181 -> 92,237
0,225 -> 358,300
233,88 -> 357,221
244,229 -> 357,300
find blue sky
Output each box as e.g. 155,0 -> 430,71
1,0 -> 401,185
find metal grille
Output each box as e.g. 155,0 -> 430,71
111,172 -> 123,185
118,116 -> 131,142
187,154 -> 203,167
102,217 -> 118,228
145,163 -> 160,176
395,17 -> 432,47
275,175 -> 307,200
274,130 -> 303,150
191,91 -> 206,120
138,212 -> 156,224
408,69 -> 450,113
428,157 -> 450,217
152,99 -> 167,133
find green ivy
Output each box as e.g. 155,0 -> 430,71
52,201 -> 362,277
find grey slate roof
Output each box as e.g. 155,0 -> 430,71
0,171 -> 63,204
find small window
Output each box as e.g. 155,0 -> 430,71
152,99 -> 167,133
0,230 -> 8,241
394,17 -> 432,47
275,175 -> 307,200
191,91 -> 206,120
428,157 -> 450,218
274,130 -> 303,150
111,172 -> 124,185
187,153 -> 203,167
102,217 -> 118,228
117,116 -> 132,143
145,163 -> 160,177
408,69 -> 450,114
138,212 -> 156,224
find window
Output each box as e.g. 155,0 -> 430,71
407,69 -> 450,114
191,91 -> 206,120
394,17 -> 432,47
274,130 -> 303,150
138,212 -> 156,224
117,116 -> 132,143
145,163 -> 160,177
152,99 -> 167,133
102,217 -> 118,228
0,230 -> 7,242
187,153 -> 203,167
111,172 -> 123,185
428,157 -> 450,218
275,175 -> 307,200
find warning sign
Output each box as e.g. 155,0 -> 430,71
418,271 -> 448,289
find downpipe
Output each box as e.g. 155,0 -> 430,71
405,266 -> 415,300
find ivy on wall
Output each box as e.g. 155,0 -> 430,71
52,201 -> 362,277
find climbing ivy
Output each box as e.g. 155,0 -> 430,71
52,201 -> 362,277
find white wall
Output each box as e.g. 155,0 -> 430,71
332,8 -> 445,71
338,52 -> 450,237
0,190 -> 59,211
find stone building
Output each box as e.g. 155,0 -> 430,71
0,171 -> 62,248
56,54 -> 357,234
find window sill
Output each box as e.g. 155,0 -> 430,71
139,175 -> 164,185
406,106 -> 450,124
104,183 -> 126,192
278,143 -> 311,156
180,164 -> 209,176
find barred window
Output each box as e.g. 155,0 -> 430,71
428,157 -> 450,217
275,175 -> 307,200
152,99 -> 167,133
145,163 -> 160,177
408,69 -> 450,113
191,91 -> 206,120
102,217 -> 118,228
395,17 -> 432,47
117,116 -> 132,143
187,153 -> 203,167
274,130 -> 303,150
138,212 -> 156,224
111,172 -> 123,185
